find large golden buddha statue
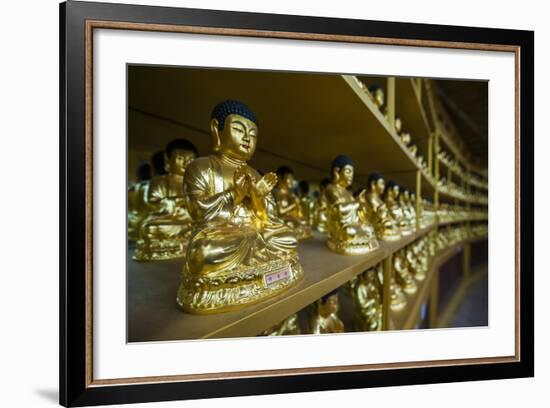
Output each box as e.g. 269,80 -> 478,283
177,100 -> 304,314
314,178 -> 331,233
384,181 -> 413,236
309,290 -> 345,334
273,166 -> 312,240
325,155 -> 379,255
350,267 -> 383,331
361,173 -> 401,241
133,139 -> 198,261
127,162 -> 152,242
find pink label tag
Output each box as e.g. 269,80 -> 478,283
265,267 -> 291,287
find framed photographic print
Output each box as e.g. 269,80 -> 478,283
59,0 -> 534,406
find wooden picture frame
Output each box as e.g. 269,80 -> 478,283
60,1 -> 533,406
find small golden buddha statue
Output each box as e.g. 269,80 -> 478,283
393,249 -> 417,294
376,262 -> 406,311
406,242 -> 426,281
395,116 -> 403,135
399,188 -> 417,232
350,268 -> 383,331
177,100 -> 304,314
133,139 -> 198,261
309,291 -> 345,334
261,313 -> 301,336
273,166 -> 312,240
128,162 -> 151,242
368,85 -> 387,116
399,131 -> 419,158
314,178 -> 331,233
362,173 -> 401,241
384,181 -> 413,236
325,155 -> 379,255
298,180 -> 315,226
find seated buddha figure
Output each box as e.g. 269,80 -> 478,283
407,240 -> 427,281
368,85 -> 387,117
325,155 -> 379,255
273,166 -> 312,240
128,162 -> 151,242
384,181 -> 414,236
375,262 -> 406,311
393,249 -> 417,294
298,180 -> 315,227
314,178 -> 331,233
350,267 -> 383,331
177,100 -> 304,314
398,187 -> 417,232
361,173 -> 401,241
133,139 -> 198,261
309,290 -> 345,334
261,313 -> 301,336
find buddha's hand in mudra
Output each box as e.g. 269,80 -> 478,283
233,167 -> 251,204
254,172 -> 278,197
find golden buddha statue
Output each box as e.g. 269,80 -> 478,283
350,268 -> 383,331
133,139 -> 198,261
384,181 -> 413,235
177,100 -> 304,314
298,180 -> 315,226
314,178 -> 331,233
361,173 -> 401,241
261,313 -> 301,336
406,242 -> 426,281
325,155 -> 379,255
399,188 -> 417,232
395,116 -> 403,135
368,85 -> 387,116
309,291 -> 345,334
273,166 -> 312,240
127,162 -> 151,242
393,249 -> 417,294
376,262 -> 406,311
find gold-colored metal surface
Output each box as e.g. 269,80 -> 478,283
350,267 -> 383,331
176,103 -> 304,314
127,180 -> 149,242
309,292 -> 345,334
385,184 -> 413,236
273,170 -> 312,239
261,313 -> 301,336
362,175 -> 401,241
133,146 -> 196,261
325,161 -> 379,255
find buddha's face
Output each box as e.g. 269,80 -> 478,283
401,132 -> 411,146
403,190 -> 410,201
395,117 -> 402,134
282,173 -> 295,190
214,114 -> 258,161
319,294 -> 339,317
388,186 -> 399,200
372,178 -> 385,195
166,149 -> 196,176
374,88 -> 385,107
334,164 -> 354,188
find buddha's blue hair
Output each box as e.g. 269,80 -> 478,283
211,100 -> 258,131
331,155 -> 354,172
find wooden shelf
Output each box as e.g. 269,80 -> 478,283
389,235 -> 488,330
128,226 -> 436,342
